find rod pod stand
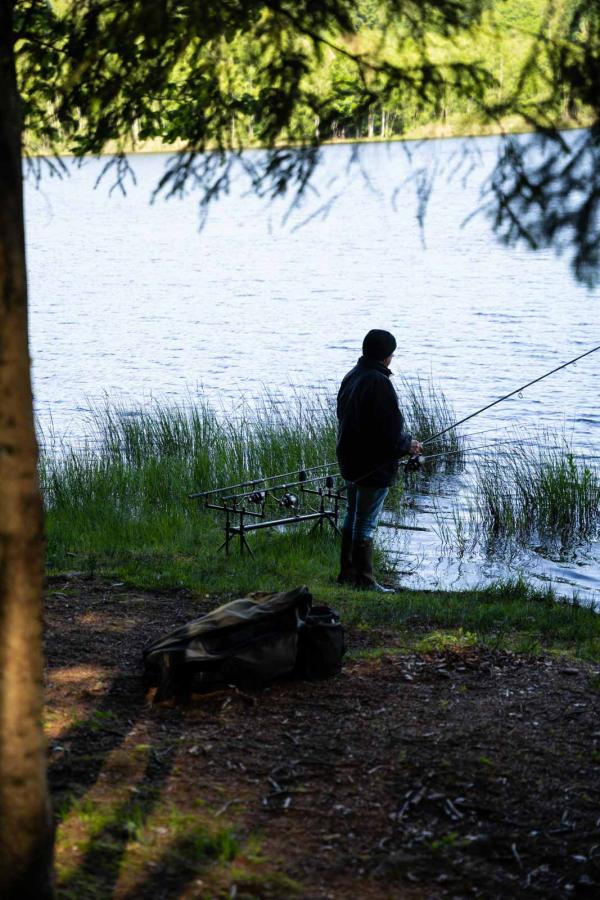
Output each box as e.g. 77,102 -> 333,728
191,468 -> 347,557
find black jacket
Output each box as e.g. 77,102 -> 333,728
336,356 -> 412,487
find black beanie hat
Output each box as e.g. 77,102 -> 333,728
362,329 -> 397,361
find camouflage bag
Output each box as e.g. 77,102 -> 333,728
143,586 -> 344,700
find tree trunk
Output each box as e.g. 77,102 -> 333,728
0,5 -> 53,898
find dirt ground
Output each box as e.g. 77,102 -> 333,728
45,576 -> 600,899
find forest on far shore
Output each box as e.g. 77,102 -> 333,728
26,0 -> 590,155
292,0 -> 588,142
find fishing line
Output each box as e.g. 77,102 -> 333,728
423,343 -> 600,446
421,436 -> 543,463
442,423 -> 518,442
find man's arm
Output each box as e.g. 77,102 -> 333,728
370,378 -> 411,458
380,380 -> 424,458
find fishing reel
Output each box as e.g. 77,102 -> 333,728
248,490 -> 266,505
280,492 -> 299,510
405,455 -> 425,473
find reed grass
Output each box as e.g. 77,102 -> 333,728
41,392 -> 339,573
475,443 -> 600,544
42,393 -> 598,600
41,379 -> 463,568
430,435 -> 600,565
82,391 -> 338,480
399,376 -> 463,471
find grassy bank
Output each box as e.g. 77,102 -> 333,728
41,384 -> 461,581
42,393 -> 600,662
42,393 -> 338,585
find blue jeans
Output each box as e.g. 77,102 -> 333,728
342,482 -> 389,542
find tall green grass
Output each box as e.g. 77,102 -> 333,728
399,377 -> 463,471
41,393 -> 338,573
41,381 -> 462,559
82,391 -> 337,482
41,381 -> 463,584
475,444 -> 600,544
42,391 -> 598,584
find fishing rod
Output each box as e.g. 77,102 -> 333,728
368,342 -> 600,477
222,470 -> 341,503
189,461 -> 334,499
423,343 -> 600,446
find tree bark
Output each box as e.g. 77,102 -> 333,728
0,4 -> 53,898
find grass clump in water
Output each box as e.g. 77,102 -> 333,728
475,443 -> 600,545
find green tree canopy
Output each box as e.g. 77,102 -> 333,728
16,1 -> 492,195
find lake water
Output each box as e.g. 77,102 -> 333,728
25,136 -> 600,601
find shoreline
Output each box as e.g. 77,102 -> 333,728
25,114 -> 589,160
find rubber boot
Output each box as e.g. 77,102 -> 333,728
352,538 -> 395,593
337,528 -> 355,584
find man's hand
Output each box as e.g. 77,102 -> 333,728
410,439 -> 423,455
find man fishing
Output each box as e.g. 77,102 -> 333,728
336,329 -> 422,592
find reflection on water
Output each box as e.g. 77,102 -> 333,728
26,137 -> 600,601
